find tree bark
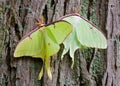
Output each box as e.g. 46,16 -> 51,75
0,0 -> 47,86
0,0 -> 112,86
0,0 -> 82,86
102,0 -> 120,86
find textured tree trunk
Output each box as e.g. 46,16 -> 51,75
80,0 -> 108,86
0,0 -> 112,86
102,0 -> 120,86
96,0 -> 108,85
0,0 -> 47,86
0,0 -> 82,86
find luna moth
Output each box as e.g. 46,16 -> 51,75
14,20 -> 73,80
14,13 -> 107,80
60,13 -> 107,68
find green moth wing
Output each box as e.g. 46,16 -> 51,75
14,27 -> 45,58
14,20 -> 73,80
61,13 -> 107,67
63,14 -> 107,48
